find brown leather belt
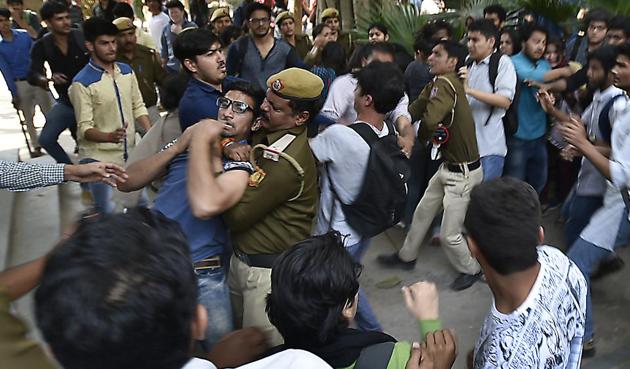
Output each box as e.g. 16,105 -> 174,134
193,255 -> 222,271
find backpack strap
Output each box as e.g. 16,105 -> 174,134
483,51 -> 502,126
569,31 -> 585,62
354,342 -> 396,369
598,94 -> 625,144
232,36 -> 249,77
348,122 -> 381,145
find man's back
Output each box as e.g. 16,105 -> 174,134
474,246 -> 587,369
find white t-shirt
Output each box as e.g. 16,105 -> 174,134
148,12 -> 170,53
180,350 -> 332,369
310,122 -> 389,246
474,246 -> 587,369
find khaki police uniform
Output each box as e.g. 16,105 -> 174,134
400,72 -> 482,276
224,68 -> 321,345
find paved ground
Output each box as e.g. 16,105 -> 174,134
1,78 -> 629,368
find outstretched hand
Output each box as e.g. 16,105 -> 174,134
64,162 -> 128,187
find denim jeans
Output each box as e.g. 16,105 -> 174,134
504,136 -> 548,194
563,190 -> 603,248
79,158 -> 113,214
196,264 -> 233,349
480,155 -> 505,182
615,208 -> 630,248
39,101 -> 77,164
567,237 -> 611,341
346,239 -> 383,332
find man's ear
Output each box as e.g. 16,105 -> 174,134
537,226 -> 545,245
341,294 -> 358,320
191,304 -> 208,341
294,110 -> 310,127
85,41 -> 94,53
182,58 -> 197,74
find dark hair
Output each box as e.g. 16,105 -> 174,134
165,0 -> 185,10
321,41 -> 347,75
467,19 -> 499,44
618,43 -> 630,59
368,22 -> 388,36
435,39 -> 468,70
586,8 -> 611,28
160,73 -> 190,111
83,17 -> 119,43
546,38 -> 564,53
0,8 -> 11,19
500,27 -> 521,55
245,2 -> 271,20
312,22 -> 329,39
413,34 -> 432,56
173,28 -> 221,73
347,42 -> 395,71
266,232 -> 362,348
225,80 -> 265,117
287,94 -> 324,124
40,0 -> 69,21
220,25 -> 243,46
35,208 -> 197,369
608,15 -> 630,38
464,177 -> 541,275
6,0 -> 23,5
521,24 -> 548,43
432,19 -> 453,39
483,4 -> 507,23
354,61 -> 404,114
588,44 -> 619,74
113,2 -> 135,19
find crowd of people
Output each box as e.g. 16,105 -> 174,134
1,1 -> 630,368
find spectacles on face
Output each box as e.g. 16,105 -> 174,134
249,17 -> 270,25
217,96 -> 253,114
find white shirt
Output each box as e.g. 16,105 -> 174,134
181,350 -> 331,369
148,12 -> 170,53
321,73 -> 411,127
466,54 -> 517,158
310,122 -> 389,246
474,246 -> 587,369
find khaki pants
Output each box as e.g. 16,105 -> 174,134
228,256 -> 283,346
15,80 -> 54,147
399,163 -> 483,275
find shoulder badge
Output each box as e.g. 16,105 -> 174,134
430,86 -> 439,99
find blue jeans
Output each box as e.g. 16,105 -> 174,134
346,239 -> 383,332
480,155 -> 505,182
568,237 -> 611,341
79,158 -> 113,214
196,264 -> 233,349
39,101 -> 77,164
563,190 -> 603,248
504,136 -> 548,194
615,208 -> 630,248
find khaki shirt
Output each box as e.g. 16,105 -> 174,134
409,72 -> 479,164
224,125 -> 318,255
117,45 -> 167,108
290,34 -> 313,60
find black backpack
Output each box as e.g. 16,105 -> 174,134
466,52 -> 520,136
598,93 -> 625,144
327,122 -> 410,238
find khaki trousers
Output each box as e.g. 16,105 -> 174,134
15,80 -> 53,147
228,256 -> 284,346
399,163 -> 483,275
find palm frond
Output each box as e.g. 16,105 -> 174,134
586,0 -> 630,16
518,0 -> 580,25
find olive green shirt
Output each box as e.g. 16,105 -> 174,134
117,44 -> 167,108
286,34 -> 312,61
224,125 -> 318,255
409,72 -> 479,164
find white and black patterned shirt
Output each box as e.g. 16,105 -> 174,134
474,246 -> 587,369
0,161 -> 65,192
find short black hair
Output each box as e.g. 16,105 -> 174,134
225,79 -> 265,117
173,28 -> 221,73
83,17 -> 119,43
608,15 -> 630,38
219,25 -> 243,46
160,73 -> 191,111
6,0 -> 23,5
464,177 -> 541,275
586,8 -> 611,27
368,22 -> 388,36
0,7 -> 11,19
354,61 -> 404,114
312,22 -> 329,39
500,27 -> 521,54
588,44 -> 619,74
321,41 -> 347,75
435,39 -> 468,71
266,231 -> 362,349
467,19 -> 499,44
432,19 -> 453,39
413,34 -> 432,56
521,24 -> 548,43
165,0 -> 184,10
483,4 -> 507,23
35,208 -> 197,369
113,1 -> 135,19
347,42 -> 395,71
40,0 -> 69,21
618,43 -> 630,59
245,2 -> 271,20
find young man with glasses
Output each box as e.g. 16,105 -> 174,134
119,80 -> 265,349
225,3 -> 303,91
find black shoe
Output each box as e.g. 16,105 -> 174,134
376,252 -> 416,270
582,338 -> 596,358
450,272 -> 482,291
591,256 -> 625,281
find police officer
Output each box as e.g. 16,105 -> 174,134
276,11 -> 312,60
221,68 -> 322,345
320,8 -> 354,58
209,7 -> 232,36
378,40 -> 483,292
114,17 -> 167,127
